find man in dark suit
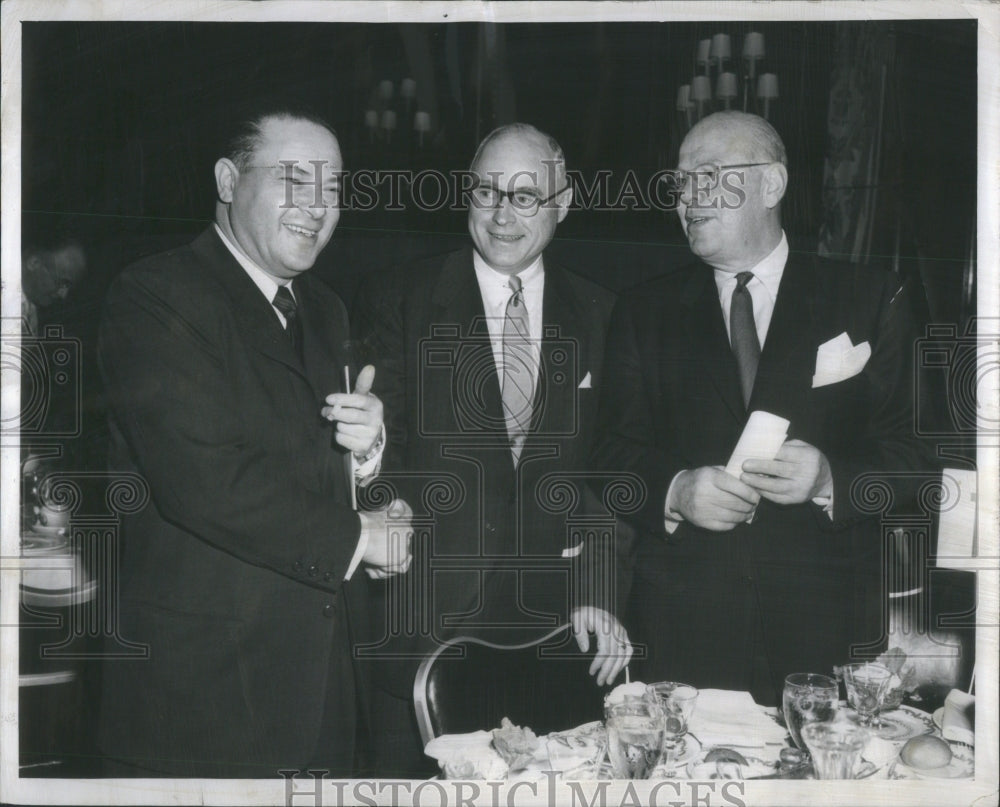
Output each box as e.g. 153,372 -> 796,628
592,111 -> 931,705
355,123 -> 632,776
97,107 -> 413,777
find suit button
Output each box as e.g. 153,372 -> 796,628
293,561 -> 303,572
308,565 -> 319,578
485,522 -> 496,533
322,603 -> 335,618
323,571 -> 334,582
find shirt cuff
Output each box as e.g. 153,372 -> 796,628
344,522 -> 369,581
352,424 -> 385,486
812,490 -> 834,520
664,472 -> 685,535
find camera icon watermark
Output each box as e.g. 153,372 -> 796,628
418,321 -> 581,438
2,323 -> 82,438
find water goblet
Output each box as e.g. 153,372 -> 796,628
647,682 -> 698,770
605,699 -> 666,780
841,662 -> 892,728
801,721 -> 868,779
782,673 -> 839,750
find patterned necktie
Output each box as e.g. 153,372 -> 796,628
272,284 -> 303,360
730,271 -> 760,407
501,275 -> 535,465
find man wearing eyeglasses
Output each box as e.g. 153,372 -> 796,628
592,111 -> 931,705
354,123 -> 632,777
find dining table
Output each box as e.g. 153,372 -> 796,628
423,687 -> 975,782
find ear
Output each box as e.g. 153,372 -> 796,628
761,163 -> 788,209
555,185 -> 574,224
215,158 -> 239,203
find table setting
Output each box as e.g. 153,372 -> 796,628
423,664 -> 975,782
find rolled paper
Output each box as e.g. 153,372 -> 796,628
381,109 -> 397,130
743,31 -> 765,59
675,84 -> 692,111
400,77 -> 417,99
378,79 -> 394,100
414,110 -> 432,132
716,72 -> 738,99
757,73 -> 779,99
710,33 -> 732,62
696,38 -> 712,65
364,109 -> 378,128
690,75 -> 712,102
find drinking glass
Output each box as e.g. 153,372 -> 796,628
605,700 -> 666,780
647,682 -> 698,768
801,721 -> 868,779
841,663 -> 892,728
782,673 -> 839,750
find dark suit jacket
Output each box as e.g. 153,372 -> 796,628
97,228 -> 365,776
353,248 -> 626,696
592,253 -> 933,703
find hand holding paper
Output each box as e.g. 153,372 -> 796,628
742,439 -> 833,504
724,411 -> 790,478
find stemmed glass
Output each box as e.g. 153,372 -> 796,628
647,682 -> 699,772
841,662 -> 892,728
782,673 -> 839,751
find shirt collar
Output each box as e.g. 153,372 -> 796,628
214,222 -> 294,302
712,231 -> 788,300
472,250 -> 544,305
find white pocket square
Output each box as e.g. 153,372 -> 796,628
578,371 -> 592,389
812,333 -> 871,388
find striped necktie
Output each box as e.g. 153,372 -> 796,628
501,275 -> 535,464
272,284 -> 304,361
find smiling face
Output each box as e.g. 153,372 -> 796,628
676,117 -> 785,273
467,130 -> 571,276
215,115 -> 342,281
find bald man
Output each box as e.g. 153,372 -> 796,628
354,123 -> 632,776
592,112 -> 932,705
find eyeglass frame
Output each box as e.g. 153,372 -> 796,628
660,162 -> 773,194
469,183 -> 571,217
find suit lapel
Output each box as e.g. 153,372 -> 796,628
748,254 -> 816,414
431,249 -> 507,438
297,275 -> 346,400
529,263 -> 585,444
680,262 -> 745,423
192,229 -> 312,385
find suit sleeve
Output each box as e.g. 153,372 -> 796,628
99,268 -> 361,591
591,296 -> 688,537
825,275 -> 937,522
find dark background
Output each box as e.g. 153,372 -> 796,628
17,18 -> 979,776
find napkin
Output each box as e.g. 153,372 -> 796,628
942,689 -> 974,746
812,333 -> 871,388
724,411 -> 790,478
424,731 -> 509,780
687,690 -> 788,749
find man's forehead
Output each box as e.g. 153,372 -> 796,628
679,124 -> 750,165
255,117 -> 342,167
472,135 -> 559,185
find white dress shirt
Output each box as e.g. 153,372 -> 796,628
472,250 -> 545,386
664,232 -> 831,533
214,224 -> 381,577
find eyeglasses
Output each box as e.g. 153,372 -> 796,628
470,184 -> 570,217
659,162 -> 772,195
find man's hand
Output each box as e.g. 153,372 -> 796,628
741,439 -> 833,505
359,498 -> 413,579
322,364 -> 384,458
571,606 -> 633,687
670,466 -> 760,531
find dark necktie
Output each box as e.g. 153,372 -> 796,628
272,284 -> 303,360
730,271 -> 760,407
501,275 -> 535,465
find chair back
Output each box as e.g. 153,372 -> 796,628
413,624 -> 608,747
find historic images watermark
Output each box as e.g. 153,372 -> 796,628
269,160 -> 753,214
